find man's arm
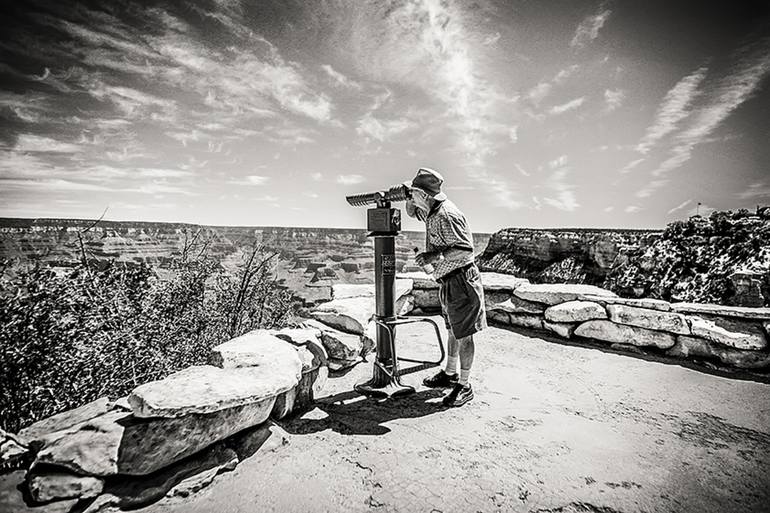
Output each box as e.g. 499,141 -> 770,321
415,246 -> 472,266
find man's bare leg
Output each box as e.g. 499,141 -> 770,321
457,334 -> 475,385
445,329 -> 459,376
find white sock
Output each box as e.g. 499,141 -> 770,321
459,368 -> 470,386
445,355 -> 458,375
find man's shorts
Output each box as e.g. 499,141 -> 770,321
438,263 -> 487,339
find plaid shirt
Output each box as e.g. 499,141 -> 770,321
425,199 -> 475,280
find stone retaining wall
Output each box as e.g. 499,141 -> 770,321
403,271 -> 770,371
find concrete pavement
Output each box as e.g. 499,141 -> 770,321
139,319 -> 770,513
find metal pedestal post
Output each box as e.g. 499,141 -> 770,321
354,229 -> 415,398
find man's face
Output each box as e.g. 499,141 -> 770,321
406,187 -> 430,221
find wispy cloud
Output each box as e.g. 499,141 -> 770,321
543,166 -> 579,211
737,182 -> 770,200
548,97 -> 585,115
357,113 -> 415,142
14,134 -> 82,153
604,88 -> 624,112
321,64 -> 361,89
635,67 -> 708,155
337,174 -> 365,185
624,205 -> 641,213
667,199 -> 692,214
570,5 -> 612,48
229,175 -> 270,186
651,39 -> 770,178
635,179 -> 668,198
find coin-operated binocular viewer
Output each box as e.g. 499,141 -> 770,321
346,184 -> 445,398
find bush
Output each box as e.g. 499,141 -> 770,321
0,247 -> 298,433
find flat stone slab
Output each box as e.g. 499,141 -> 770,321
31,401 -> 274,476
479,272 -> 529,292
128,365 -> 299,418
574,319 -> 676,349
689,316 -> 767,351
28,472 -> 104,503
490,296 -> 546,314
669,336 -> 770,369
508,313 -> 544,330
545,300 -> 608,323
543,320 -> 577,339
302,319 -> 363,363
310,297 -> 374,335
396,271 -> 438,290
18,397 -> 113,442
514,283 -> 617,305
671,302 -> 770,320
578,294 -> 672,311
273,328 -> 328,370
210,330 -> 304,373
607,304 -> 690,335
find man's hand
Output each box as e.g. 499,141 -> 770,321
415,251 -> 442,267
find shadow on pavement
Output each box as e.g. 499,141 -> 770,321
282,388 -> 448,436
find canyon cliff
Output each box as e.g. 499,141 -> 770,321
477,228 -> 661,285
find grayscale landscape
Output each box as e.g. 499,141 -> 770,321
1,1 -> 769,512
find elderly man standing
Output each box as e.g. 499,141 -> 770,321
405,167 -> 487,407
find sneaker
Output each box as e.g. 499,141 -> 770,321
442,384 -> 473,407
422,370 -> 459,388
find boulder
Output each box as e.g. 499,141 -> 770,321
0,471 -> 78,513
361,320 -> 377,357
578,294 -> 672,312
543,320 -> 577,339
484,290 -> 511,311
272,366 -> 328,419
668,336 -> 770,369
328,357 -> 363,372
490,296 -> 546,315
508,313 -> 544,330
28,472 -> 104,503
514,283 -> 617,306
574,320 -> 676,349
397,271 -> 438,290
487,310 -> 510,325
128,365 -> 298,418
18,397 -> 113,442
670,302 -> 770,320
412,289 -> 440,310
302,319 -> 363,362
1,429 -> 28,466
273,328 -> 328,369
688,316 -> 767,351
209,330 -> 304,375
310,297 -> 374,334
32,401 -> 274,476
96,442 -> 238,510
396,294 -> 415,316
544,301 -> 607,323
480,272 -> 529,292
607,304 -> 690,335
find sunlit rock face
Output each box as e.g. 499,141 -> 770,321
477,228 -> 660,286
603,208 -> 770,307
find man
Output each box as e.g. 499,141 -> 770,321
405,167 -> 487,407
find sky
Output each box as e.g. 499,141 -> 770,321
1,0 -> 769,234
